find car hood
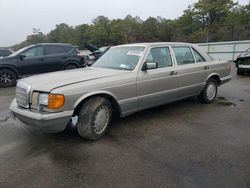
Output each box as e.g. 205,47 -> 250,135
20,67 -> 126,92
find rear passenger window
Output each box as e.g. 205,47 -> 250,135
146,47 -> 172,68
64,46 -> 73,52
45,46 -> 68,55
192,48 -> 205,63
172,46 -> 195,65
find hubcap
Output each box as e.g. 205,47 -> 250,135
0,71 -> 14,85
93,105 -> 110,134
206,82 -> 216,100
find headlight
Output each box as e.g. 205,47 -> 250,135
37,93 -> 64,109
39,93 -> 49,105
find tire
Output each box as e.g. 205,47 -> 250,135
0,69 -> 17,87
64,64 -> 78,70
237,68 -> 244,75
198,78 -> 218,104
76,97 -> 112,140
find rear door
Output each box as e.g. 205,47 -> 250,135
137,46 -> 179,109
171,46 -> 210,98
43,45 -> 70,72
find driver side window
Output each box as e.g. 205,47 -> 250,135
23,47 -> 44,58
146,47 -> 172,68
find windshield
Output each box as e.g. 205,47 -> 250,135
99,46 -> 109,52
92,46 -> 145,70
8,46 -> 30,57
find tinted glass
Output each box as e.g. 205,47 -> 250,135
192,48 -> 205,63
146,47 -> 172,68
45,46 -> 68,55
172,46 -> 195,65
64,46 -> 73,52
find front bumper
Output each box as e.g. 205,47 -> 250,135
9,99 -> 73,133
220,75 -> 232,85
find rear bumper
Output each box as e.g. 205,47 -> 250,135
220,75 -> 232,85
9,99 -> 73,133
238,64 -> 250,69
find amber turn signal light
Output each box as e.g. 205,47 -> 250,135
48,94 -> 64,109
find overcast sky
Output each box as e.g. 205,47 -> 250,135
0,0 -> 248,47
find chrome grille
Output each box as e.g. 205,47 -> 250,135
16,82 -> 31,108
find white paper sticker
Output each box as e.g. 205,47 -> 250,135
127,50 -> 143,56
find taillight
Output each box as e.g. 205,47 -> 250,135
77,54 -> 85,62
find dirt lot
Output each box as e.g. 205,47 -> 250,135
0,67 -> 249,188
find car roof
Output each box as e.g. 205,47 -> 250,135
34,43 -> 75,47
115,42 -> 194,48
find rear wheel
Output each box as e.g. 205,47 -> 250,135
65,64 -> 78,70
0,69 -> 17,87
198,78 -> 218,103
77,97 -> 112,140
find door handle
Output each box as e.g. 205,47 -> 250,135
204,66 -> 210,70
170,71 -> 178,75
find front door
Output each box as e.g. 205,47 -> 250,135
137,46 -> 179,109
17,46 -> 45,75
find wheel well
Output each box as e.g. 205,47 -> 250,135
208,75 -> 221,85
0,67 -> 19,78
72,94 -> 121,117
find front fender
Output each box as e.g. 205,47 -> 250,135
73,90 -> 119,109
0,64 -> 20,77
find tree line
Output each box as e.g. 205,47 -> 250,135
12,0 -> 250,50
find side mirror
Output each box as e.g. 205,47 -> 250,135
19,54 -> 26,60
141,62 -> 158,71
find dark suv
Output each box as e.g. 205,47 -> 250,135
0,43 -> 85,87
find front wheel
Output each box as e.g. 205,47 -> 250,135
198,78 -> 218,103
237,68 -> 244,75
77,97 -> 112,140
0,69 -> 17,87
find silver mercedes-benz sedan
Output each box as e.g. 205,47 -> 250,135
10,42 -> 232,140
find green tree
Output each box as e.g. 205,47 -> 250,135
47,23 -> 74,43
193,0 -> 236,41
88,16 -> 111,46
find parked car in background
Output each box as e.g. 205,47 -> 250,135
10,42 -> 232,140
84,43 -> 110,65
234,48 -> 250,75
0,43 -> 85,87
0,48 -> 13,57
